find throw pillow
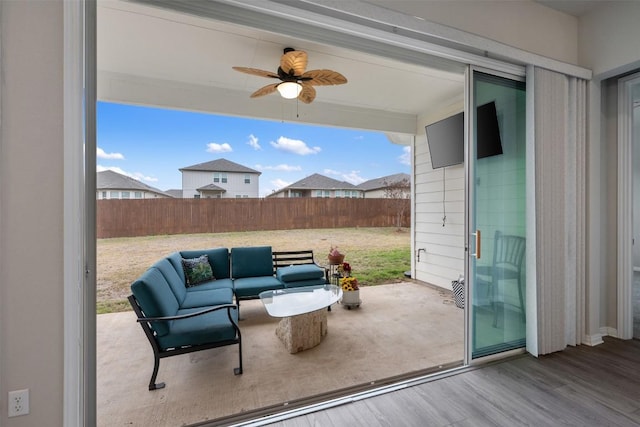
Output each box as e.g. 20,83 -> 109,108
182,255 -> 214,287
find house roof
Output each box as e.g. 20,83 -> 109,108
97,170 -> 171,196
275,173 -> 358,194
357,173 -> 410,191
165,189 -> 183,198
179,158 -> 261,174
197,183 -> 226,192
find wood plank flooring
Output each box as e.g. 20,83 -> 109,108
260,337 -> 640,427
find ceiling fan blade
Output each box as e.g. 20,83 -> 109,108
302,69 -> 347,86
281,50 -> 308,76
250,83 -> 279,98
298,83 -> 316,104
232,66 -> 279,79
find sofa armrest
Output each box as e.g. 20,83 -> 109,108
135,303 -> 238,323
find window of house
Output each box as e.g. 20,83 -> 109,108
216,194 -> 221,198
194,194 -> 200,199
221,173 -> 228,183
121,191 -> 130,199
134,192 -> 142,199
244,174 -> 251,184
235,195 -> 242,198
213,173 -> 220,183
109,191 -> 119,199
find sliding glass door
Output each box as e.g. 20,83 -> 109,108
467,70 -> 527,359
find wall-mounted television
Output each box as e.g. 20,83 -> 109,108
425,110 -> 464,169
425,101 -> 503,169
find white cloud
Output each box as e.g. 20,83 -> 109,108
247,134 -> 261,150
97,147 -> 124,160
323,168 -> 365,185
97,165 -> 158,183
270,136 -> 321,155
271,178 -> 292,190
255,164 -> 302,172
343,171 -> 366,185
399,146 -> 411,165
206,142 -> 233,153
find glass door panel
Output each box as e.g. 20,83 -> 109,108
469,71 -> 526,359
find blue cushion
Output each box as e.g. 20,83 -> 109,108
167,252 -> 187,281
276,264 -> 324,282
152,258 -> 187,304
131,268 -> 179,337
181,288 -> 234,309
185,278 -> 234,292
157,306 -> 239,350
181,248 -> 230,279
282,278 -> 328,288
234,276 -> 283,298
231,246 -> 273,278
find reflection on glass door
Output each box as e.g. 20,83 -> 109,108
469,71 -> 526,358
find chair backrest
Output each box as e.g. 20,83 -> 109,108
492,230 -> 526,274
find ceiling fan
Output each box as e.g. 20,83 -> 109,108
232,47 -> 347,104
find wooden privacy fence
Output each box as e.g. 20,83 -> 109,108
97,198 -> 410,238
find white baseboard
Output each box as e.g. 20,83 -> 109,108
599,326 -> 619,338
582,333 -> 604,346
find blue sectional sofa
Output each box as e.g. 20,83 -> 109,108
128,246 -> 326,390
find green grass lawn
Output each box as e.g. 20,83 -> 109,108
97,227 -> 410,314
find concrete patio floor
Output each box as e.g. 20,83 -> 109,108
97,281 -> 464,426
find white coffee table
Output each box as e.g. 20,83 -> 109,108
259,285 -> 341,353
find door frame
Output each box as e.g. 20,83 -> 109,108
617,72 -> 640,340
464,66 -> 530,364
66,1 -> 593,423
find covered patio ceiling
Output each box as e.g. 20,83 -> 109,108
97,0 -> 466,136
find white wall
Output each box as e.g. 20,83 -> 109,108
414,100 -> 465,289
368,0 -> 579,65
579,3 -> 640,333
0,1 -> 65,426
579,2 -> 640,78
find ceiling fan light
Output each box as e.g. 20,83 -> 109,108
277,82 -> 302,99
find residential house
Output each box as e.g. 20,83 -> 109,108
267,173 -> 362,198
164,189 -> 183,198
180,158 -> 260,198
96,170 -> 172,199
4,1 -> 640,426
357,173 -> 411,199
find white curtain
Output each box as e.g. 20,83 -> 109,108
531,67 -> 587,355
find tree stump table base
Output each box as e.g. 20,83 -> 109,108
275,309 -> 328,354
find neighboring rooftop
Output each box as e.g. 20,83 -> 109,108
280,173 -> 358,191
179,158 -> 261,174
357,173 -> 410,191
97,170 -> 171,196
165,189 -> 183,198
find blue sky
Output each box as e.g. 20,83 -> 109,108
97,102 -> 410,196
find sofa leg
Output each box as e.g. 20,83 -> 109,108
234,337 -> 243,375
148,354 -> 165,390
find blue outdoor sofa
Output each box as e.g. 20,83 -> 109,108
128,246 -> 326,390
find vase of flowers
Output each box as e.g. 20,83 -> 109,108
328,245 -> 345,265
339,275 -> 361,308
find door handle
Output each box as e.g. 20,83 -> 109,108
472,229 -> 481,259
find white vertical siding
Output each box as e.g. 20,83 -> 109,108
414,103 -> 465,290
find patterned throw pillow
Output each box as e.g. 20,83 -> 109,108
182,255 -> 214,287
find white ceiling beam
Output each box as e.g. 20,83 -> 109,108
98,71 -> 417,134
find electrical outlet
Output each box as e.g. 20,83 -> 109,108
8,389 -> 29,417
